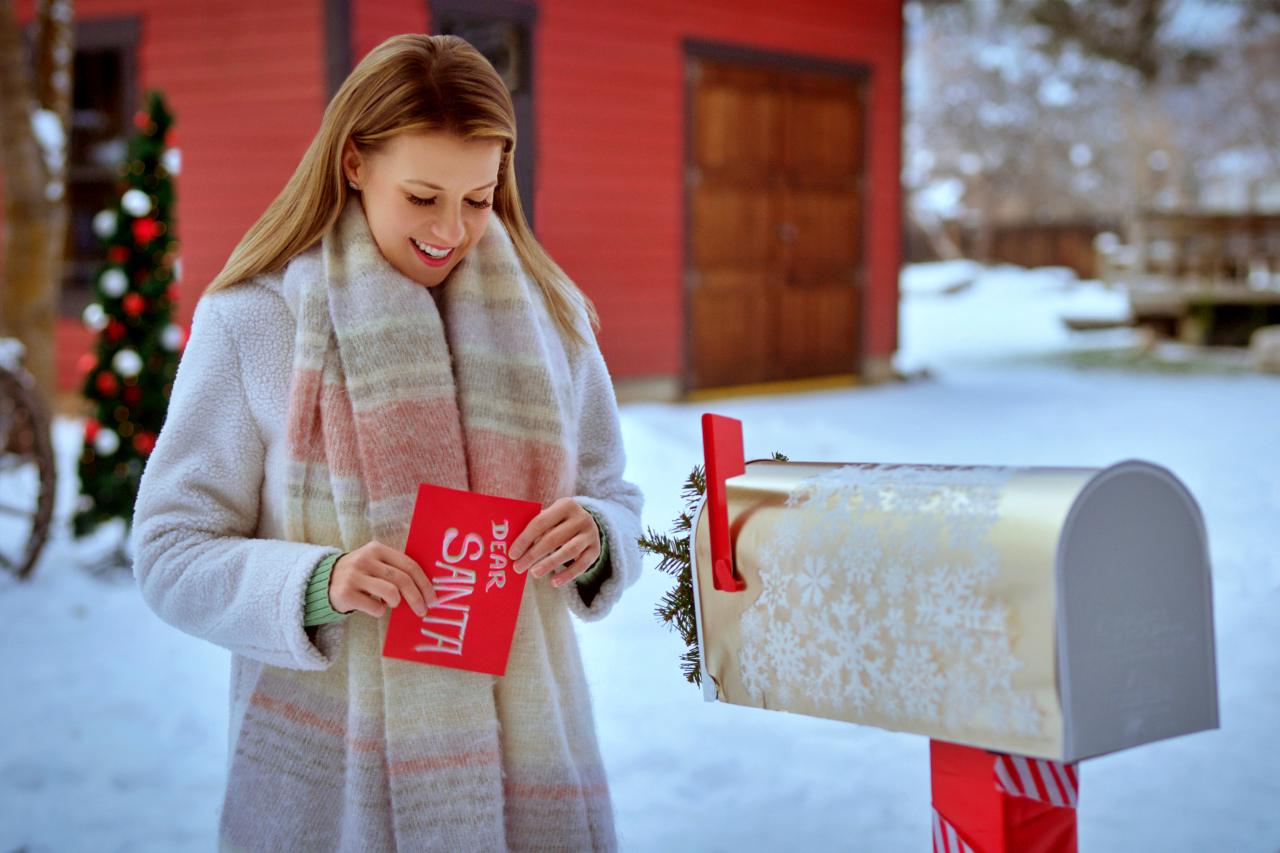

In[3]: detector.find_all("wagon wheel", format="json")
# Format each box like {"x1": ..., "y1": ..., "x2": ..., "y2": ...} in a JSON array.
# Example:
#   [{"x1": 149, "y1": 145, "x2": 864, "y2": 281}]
[{"x1": 0, "y1": 361, "x2": 57, "y2": 580}]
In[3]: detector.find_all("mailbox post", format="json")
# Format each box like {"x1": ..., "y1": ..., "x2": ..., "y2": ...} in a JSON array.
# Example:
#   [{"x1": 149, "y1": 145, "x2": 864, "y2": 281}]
[{"x1": 692, "y1": 414, "x2": 1219, "y2": 853}]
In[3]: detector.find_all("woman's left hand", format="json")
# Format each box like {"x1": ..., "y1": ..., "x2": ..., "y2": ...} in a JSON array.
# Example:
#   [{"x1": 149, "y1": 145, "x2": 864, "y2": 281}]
[{"x1": 509, "y1": 497, "x2": 600, "y2": 587}]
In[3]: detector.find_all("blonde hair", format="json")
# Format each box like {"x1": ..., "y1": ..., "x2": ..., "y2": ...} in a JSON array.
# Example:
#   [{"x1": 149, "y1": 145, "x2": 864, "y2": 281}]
[{"x1": 204, "y1": 33, "x2": 598, "y2": 347}]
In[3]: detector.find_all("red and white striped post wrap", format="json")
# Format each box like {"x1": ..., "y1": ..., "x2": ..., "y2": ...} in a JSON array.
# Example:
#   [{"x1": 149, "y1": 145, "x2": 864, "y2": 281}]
[
  {"x1": 930, "y1": 740, "x2": 1080, "y2": 853},
  {"x1": 933, "y1": 807, "x2": 977, "y2": 853},
  {"x1": 993, "y1": 754, "x2": 1079, "y2": 809}
]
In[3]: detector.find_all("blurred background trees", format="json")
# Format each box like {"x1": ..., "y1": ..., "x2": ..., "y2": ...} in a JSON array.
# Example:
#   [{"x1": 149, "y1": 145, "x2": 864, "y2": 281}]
[
  {"x1": 905, "y1": 0, "x2": 1280, "y2": 260},
  {"x1": 0, "y1": 0, "x2": 74, "y2": 402}
]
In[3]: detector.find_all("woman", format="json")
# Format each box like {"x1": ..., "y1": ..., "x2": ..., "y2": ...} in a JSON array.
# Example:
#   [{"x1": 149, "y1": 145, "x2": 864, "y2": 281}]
[{"x1": 130, "y1": 34, "x2": 643, "y2": 852}]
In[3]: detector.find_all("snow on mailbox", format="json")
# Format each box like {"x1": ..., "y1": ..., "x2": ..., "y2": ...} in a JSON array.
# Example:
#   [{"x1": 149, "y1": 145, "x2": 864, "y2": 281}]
[{"x1": 687, "y1": 414, "x2": 1219, "y2": 851}]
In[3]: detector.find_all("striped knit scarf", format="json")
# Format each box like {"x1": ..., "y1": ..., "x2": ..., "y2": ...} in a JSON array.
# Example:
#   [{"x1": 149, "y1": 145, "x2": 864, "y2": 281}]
[{"x1": 219, "y1": 195, "x2": 615, "y2": 851}]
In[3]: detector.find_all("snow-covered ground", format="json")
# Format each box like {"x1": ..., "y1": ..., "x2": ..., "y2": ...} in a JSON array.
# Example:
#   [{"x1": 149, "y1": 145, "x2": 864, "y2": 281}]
[{"x1": 3, "y1": 263, "x2": 1277, "y2": 851}]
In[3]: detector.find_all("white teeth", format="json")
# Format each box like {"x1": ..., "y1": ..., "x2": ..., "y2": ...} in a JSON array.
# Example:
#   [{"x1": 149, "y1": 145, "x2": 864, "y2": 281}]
[{"x1": 412, "y1": 238, "x2": 451, "y2": 259}]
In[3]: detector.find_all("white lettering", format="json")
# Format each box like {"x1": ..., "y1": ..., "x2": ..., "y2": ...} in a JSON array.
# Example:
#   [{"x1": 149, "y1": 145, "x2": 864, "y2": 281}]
[
  {"x1": 415, "y1": 628, "x2": 464, "y2": 656},
  {"x1": 442, "y1": 527, "x2": 484, "y2": 563},
  {"x1": 422, "y1": 612, "x2": 468, "y2": 633},
  {"x1": 431, "y1": 583, "x2": 473, "y2": 611},
  {"x1": 433, "y1": 560, "x2": 477, "y2": 585}
]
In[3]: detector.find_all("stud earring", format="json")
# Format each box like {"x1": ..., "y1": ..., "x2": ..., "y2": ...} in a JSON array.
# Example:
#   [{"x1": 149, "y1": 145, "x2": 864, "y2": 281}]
[{"x1": 348, "y1": 180, "x2": 358, "y2": 190}]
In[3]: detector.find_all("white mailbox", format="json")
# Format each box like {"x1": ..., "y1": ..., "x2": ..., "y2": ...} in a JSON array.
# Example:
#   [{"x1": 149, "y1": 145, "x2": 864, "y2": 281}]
[{"x1": 690, "y1": 423, "x2": 1219, "y2": 764}]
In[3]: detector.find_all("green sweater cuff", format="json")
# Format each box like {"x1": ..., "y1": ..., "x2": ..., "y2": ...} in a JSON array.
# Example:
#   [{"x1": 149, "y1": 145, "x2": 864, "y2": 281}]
[
  {"x1": 574, "y1": 509, "x2": 612, "y2": 606},
  {"x1": 303, "y1": 551, "x2": 352, "y2": 626}
]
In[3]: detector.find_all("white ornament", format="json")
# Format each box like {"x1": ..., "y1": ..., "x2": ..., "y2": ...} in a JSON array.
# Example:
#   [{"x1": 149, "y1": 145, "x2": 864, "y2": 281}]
[
  {"x1": 0, "y1": 338, "x2": 25, "y2": 372},
  {"x1": 161, "y1": 323, "x2": 185, "y2": 351},
  {"x1": 92, "y1": 209, "x2": 117, "y2": 240},
  {"x1": 112, "y1": 349, "x2": 142, "y2": 378},
  {"x1": 162, "y1": 147, "x2": 181, "y2": 175},
  {"x1": 82, "y1": 303, "x2": 108, "y2": 331},
  {"x1": 173, "y1": 257, "x2": 183, "y2": 282},
  {"x1": 121, "y1": 188, "x2": 152, "y2": 217},
  {"x1": 100, "y1": 268, "x2": 128, "y2": 298},
  {"x1": 94, "y1": 427, "x2": 120, "y2": 456}
]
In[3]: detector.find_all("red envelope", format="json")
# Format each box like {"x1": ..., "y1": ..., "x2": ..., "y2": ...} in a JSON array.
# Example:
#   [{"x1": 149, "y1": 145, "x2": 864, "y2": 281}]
[{"x1": 382, "y1": 483, "x2": 542, "y2": 676}]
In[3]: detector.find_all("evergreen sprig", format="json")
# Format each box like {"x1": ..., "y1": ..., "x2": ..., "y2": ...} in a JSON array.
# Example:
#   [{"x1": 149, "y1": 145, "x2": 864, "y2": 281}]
[{"x1": 641, "y1": 452, "x2": 789, "y2": 687}]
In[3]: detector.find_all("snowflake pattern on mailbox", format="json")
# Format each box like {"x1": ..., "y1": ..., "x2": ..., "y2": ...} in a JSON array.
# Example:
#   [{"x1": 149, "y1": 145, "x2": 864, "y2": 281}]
[{"x1": 733, "y1": 463, "x2": 1046, "y2": 740}]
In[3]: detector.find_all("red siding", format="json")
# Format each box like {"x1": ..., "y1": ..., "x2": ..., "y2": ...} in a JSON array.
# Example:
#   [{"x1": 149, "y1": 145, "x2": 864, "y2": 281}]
[
  {"x1": 352, "y1": 0, "x2": 428, "y2": 65},
  {"x1": 8, "y1": 0, "x2": 327, "y2": 394},
  {"x1": 532, "y1": 0, "x2": 903, "y2": 380},
  {"x1": 6, "y1": 0, "x2": 901, "y2": 393}
]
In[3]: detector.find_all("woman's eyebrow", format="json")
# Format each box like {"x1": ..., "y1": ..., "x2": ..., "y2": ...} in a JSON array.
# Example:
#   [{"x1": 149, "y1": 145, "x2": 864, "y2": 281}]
[{"x1": 405, "y1": 179, "x2": 498, "y2": 192}]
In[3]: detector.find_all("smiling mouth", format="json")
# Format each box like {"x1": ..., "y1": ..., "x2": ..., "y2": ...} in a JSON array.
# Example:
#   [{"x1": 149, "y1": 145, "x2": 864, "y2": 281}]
[{"x1": 410, "y1": 237, "x2": 455, "y2": 265}]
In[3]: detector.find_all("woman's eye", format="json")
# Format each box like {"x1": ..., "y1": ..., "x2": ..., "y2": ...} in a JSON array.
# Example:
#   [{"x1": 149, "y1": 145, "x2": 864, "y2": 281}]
[{"x1": 406, "y1": 195, "x2": 491, "y2": 210}]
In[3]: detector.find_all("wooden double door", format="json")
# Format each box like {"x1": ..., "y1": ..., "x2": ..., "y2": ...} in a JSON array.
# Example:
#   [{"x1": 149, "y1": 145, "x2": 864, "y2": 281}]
[{"x1": 686, "y1": 54, "x2": 866, "y2": 391}]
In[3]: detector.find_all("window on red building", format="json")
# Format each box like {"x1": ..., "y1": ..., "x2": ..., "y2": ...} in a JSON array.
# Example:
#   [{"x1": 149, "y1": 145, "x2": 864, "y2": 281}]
[
  {"x1": 64, "y1": 19, "x2": 140, "y2": 318},
  {"x1": 434, "y1": 0, "x2": 537, "y2": 230}
]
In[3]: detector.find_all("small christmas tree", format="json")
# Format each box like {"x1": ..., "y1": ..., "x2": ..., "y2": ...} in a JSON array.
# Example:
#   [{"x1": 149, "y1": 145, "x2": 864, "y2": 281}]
[{"x1": 74, "y1": 89, "x2": 185, "y2": 540}]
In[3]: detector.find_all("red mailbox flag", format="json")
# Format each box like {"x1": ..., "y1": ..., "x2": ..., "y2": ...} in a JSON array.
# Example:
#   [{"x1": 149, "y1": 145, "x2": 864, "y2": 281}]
[{"x1": 701, "y1": 413, "x2": 747, "y2": 592}]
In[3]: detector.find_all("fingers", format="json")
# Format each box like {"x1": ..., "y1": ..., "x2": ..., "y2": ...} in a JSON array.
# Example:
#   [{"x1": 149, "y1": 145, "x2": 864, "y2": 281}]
[
  {"x1": 329, "y1": 542, "x2": 435, "y2": 619},
  {"x1": 369, "y1": 563, "x2": 430, "y2": 617},
  {"x1": 516, "y1": 521, "x2": 578, "y2": 577},
  {"x1": 361, "y1": 575, "x2": 402, "y2": 611},
  {"x1": 529, "y1": 532, "x2": 595, "y2": 580},
  {"x1": 345, "y1": 588, "x2": 390, "y2": 619},
  {"x1": 373, "y1": 543, "x2": 437, "y2": 608},
  {"x1": 548, "y1": 542, "x2": 602, "y2": 588},
  {"x1": 512, "y1": 500, "x2": 595, "y2": 575},
  {"x1": 509, "y1": 497, "x2": 575, "y2": 563}
]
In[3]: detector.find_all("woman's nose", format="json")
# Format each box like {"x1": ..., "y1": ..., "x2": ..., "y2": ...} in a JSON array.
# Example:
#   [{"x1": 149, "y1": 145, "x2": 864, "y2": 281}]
[{"x1": 431, "y1": 205, "x2": 465, "y2": 245}]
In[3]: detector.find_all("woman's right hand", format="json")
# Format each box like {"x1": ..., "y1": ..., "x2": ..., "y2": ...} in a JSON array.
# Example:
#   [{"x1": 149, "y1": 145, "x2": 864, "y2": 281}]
[{"x1": 328, "y1": 541, "x2": 437, "y2": 619}]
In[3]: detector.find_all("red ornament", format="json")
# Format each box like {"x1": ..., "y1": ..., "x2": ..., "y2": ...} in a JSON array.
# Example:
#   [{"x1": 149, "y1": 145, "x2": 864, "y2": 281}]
[
  {"x1": 133, "y1": 266, "x2": 151, "y2": 284},
  {"x1": 106, "y1": 319, "x2": 127, "y2": 342},
  {"x1": 133, "y1": 431, "x2": 156, "y2": 456},
  {"x1": 77, "y1": 353, "x2": 97, "y2": 375},
  {"x1": 95, "y1": 371, "x2": 118, "y2": 397},
  {"x1": 132, "y1": 217, "x2": 161, "y2": 246},
  {"x1": 107, "y1": 246, "x2": 129, "y2": 264},
  {"x1": 123, "y1": 385, "x2": 143, "y2": 405},
  {"x1": 123, "y1": 293, "x2": 146, "y2": 317},
  {"x1": 84, "y1": 419, "x2": 100, "y2": 443}
]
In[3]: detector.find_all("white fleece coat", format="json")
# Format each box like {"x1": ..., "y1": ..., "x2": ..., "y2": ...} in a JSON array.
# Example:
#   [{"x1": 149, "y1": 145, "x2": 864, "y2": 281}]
[{"x1": 130, "y1": 265, "x2": 644, "y2": 850}]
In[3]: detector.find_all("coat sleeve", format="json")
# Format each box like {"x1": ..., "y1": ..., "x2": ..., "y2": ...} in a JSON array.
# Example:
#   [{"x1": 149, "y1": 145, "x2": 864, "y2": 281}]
[
  {"x1": 129, "y1": 292, "x2": 344, "y2": 670},
  {"x1": 561, "y1": 329, "x2": 645, "y2": 622}
]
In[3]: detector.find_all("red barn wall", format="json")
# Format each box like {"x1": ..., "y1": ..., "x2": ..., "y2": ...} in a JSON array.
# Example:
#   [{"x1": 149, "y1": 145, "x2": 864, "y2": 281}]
[
  {"x1": 6, "y1": 0, "x2": 901, "y2": 397},
  {"x1": 8, "y1": 0, "x2": 328, "y2": 399},
  {"x1": 530, "y1": 0, "x2": 902, "y2": 383},
  {"x1": 352, "y1": 0, "x2": 427, "y2": 65}
]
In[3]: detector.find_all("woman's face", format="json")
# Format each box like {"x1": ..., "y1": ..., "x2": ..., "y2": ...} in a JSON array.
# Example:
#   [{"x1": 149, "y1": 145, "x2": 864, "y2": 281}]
[{"x1": 342, "y1": 131, "x2": 502, "y2": 288}]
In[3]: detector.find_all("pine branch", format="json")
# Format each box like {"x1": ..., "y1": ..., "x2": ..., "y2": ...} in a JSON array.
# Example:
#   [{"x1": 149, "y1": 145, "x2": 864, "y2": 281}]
[{"x1": 640, "y1": 450, "x2": 788, "y2": 688}]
